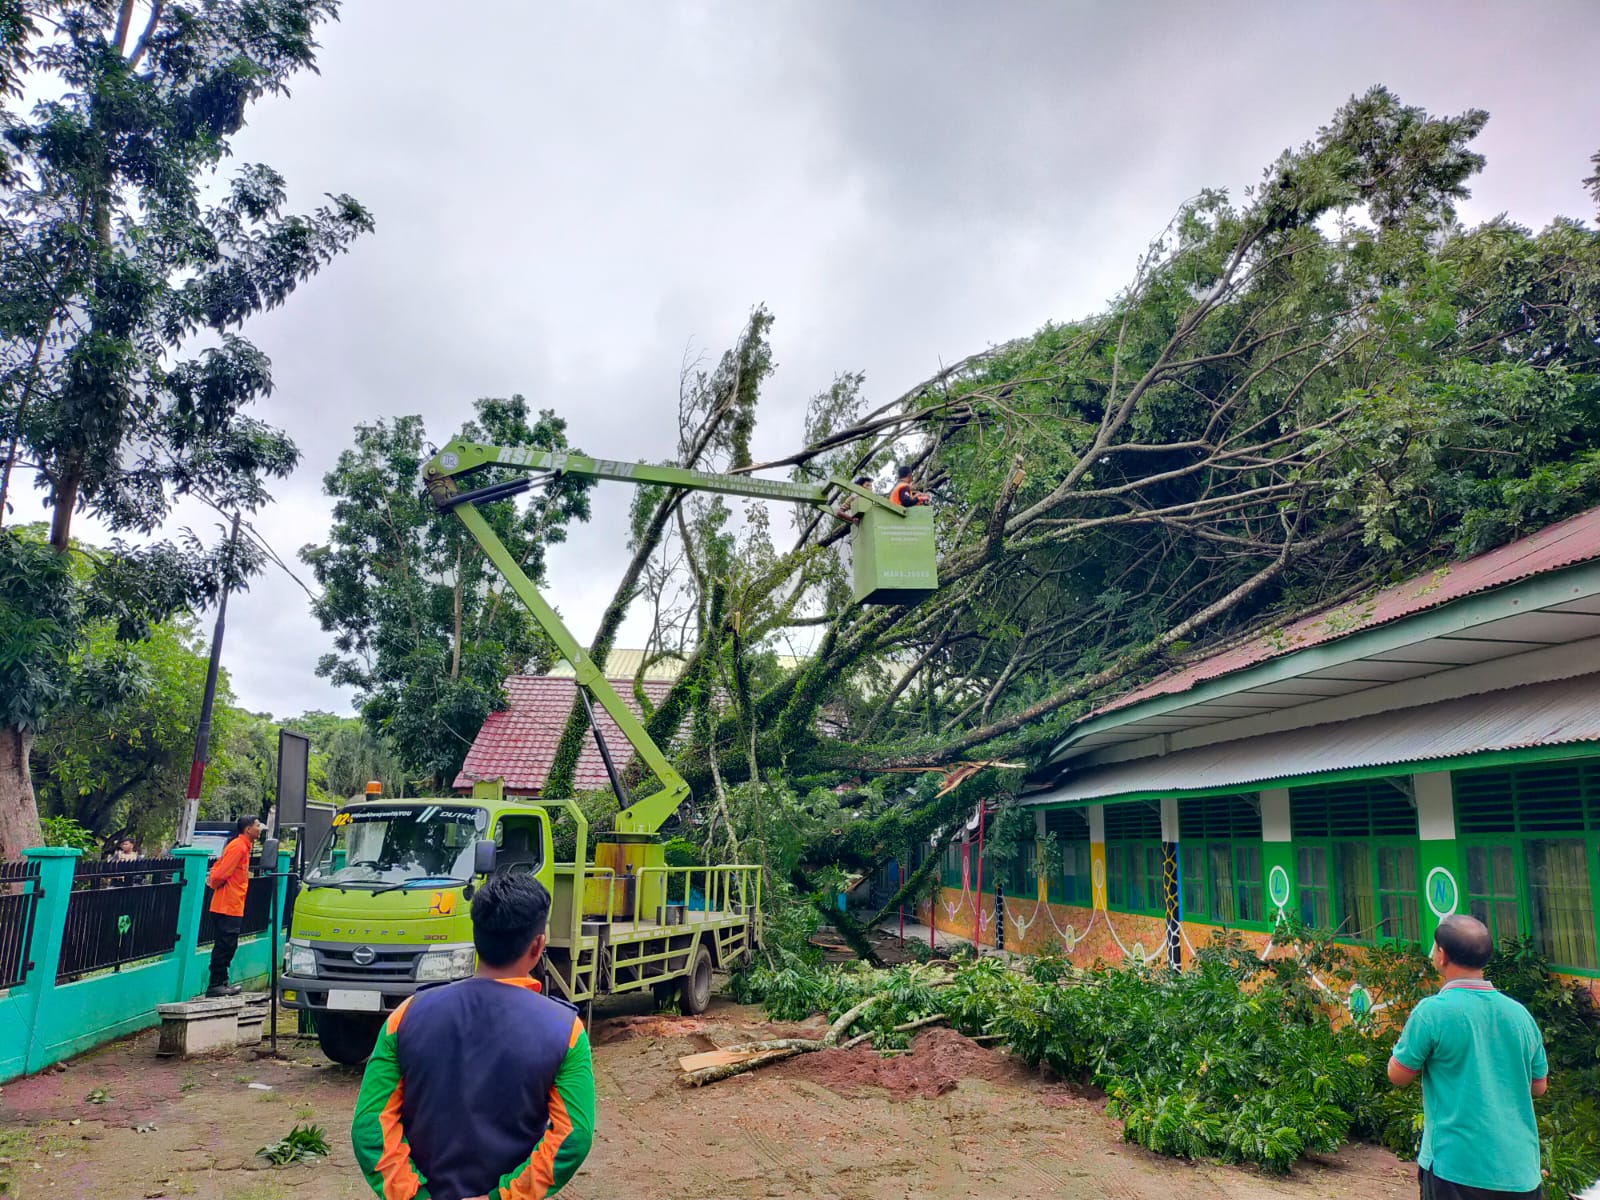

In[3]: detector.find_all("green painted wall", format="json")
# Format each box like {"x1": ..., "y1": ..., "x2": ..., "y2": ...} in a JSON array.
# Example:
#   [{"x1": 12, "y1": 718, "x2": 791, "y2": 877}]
[{"x1": 0, "y1": 847, "x2": 289, "y2": 1084}]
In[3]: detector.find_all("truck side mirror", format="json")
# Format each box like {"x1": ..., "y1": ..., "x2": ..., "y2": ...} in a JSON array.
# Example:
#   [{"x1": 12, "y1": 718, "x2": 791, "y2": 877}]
[
  {"x1": 473, "y1": 840, "x2": 497, "y2": 877},
  {"x1": 260, "y1": 838, "x2": 279, "y2": 871}
]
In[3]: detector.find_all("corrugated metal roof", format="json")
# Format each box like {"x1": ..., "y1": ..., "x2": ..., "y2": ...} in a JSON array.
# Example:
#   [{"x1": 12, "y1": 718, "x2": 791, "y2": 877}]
[
  {"x1": 546, "y1": 649, "x2": 808, "y2": 680},
  {"x1": 1029, "y1": 672, "x2": 1600, "y2": 805},
  {"x1": 546, "y1": 651, "x2": 686, "y2": 681},
  {"x1": 453, "y1": 675, "x2": 675, "y2": 795},
  {"x1": 1089, "y1": 505, "x2": 1600, "y2": 720}
]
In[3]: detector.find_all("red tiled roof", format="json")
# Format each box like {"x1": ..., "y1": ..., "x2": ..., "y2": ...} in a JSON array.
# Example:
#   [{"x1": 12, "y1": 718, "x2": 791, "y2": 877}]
[
  {"x1": 1091, "y1": 505, "x2": 1600, "y2": 720},
  {"x1": 453, "y1": 676, "x2": 675, "y2": 795}
]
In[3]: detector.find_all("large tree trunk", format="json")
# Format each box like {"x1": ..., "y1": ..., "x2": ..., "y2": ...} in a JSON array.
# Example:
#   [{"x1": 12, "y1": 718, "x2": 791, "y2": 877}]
[{"x1": 0, "y1": 728, "x2": 44, "y2": 859}]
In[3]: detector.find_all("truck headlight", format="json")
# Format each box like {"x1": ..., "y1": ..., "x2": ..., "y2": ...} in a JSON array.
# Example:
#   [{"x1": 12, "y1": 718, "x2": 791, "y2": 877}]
[
  {"x1": 286, "y1": 943, "x2": 316, "y2": 978},
  {"x1": 415, "y1": 946, "x2": 475, "y2": 982}
]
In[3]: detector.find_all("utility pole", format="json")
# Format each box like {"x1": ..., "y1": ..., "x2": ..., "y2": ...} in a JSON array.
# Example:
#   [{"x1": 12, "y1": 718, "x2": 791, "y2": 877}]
[{"x1": 176, "y1": 513, "x2": 240, "y2": 846}]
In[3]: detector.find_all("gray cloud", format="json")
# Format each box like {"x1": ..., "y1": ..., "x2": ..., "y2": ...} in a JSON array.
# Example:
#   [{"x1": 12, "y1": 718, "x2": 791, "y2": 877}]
[{"x1": 25, "y1": 0, "x2": 1599, "y2": 719}]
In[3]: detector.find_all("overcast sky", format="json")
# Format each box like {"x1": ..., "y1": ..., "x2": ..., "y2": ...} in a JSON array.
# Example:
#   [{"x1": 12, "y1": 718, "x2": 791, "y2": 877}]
[{"x1": 30, "y1": 0, "x2": 1600, "y2": 719}]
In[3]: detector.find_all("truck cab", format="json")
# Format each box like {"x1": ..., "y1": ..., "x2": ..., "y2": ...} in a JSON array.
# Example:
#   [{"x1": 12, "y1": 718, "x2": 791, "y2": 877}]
[{"x1": 280, "y1": 792, "x2": 553, "y2": 1064}]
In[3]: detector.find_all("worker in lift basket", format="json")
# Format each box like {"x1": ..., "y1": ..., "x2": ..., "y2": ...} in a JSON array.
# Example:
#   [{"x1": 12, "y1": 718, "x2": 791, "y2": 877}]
[
  {"x1": 352, "y1": 873, "x2": 596, "y2": 1200},
  {"x1": 835, "y1": 474, "x2": 874, "y2": 525},
  {"x1": 888, "y1": 463, "x2": 932, "y2": 507}
]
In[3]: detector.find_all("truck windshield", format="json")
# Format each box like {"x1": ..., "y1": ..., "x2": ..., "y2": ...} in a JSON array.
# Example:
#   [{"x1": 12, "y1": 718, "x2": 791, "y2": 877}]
[{"x1": 306, "y1": 805, "x2": 486, "y2": 888}]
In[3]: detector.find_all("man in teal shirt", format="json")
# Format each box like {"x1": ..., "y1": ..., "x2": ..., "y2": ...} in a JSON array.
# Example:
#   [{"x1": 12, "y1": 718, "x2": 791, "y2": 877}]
[{"x1": 1389, "y1": 914, "x2": 1548, "y2": 1199}]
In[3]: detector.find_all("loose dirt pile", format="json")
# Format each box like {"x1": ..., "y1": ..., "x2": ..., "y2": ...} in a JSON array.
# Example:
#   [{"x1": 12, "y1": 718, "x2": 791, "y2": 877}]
[{"x1": 776, "y1": 1026, "x2": 1031, "y2": 1099}]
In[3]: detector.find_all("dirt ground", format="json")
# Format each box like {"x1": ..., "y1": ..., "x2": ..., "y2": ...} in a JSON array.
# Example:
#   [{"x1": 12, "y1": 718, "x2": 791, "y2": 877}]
[{"x1": 0, "y1": 997, "x2": 1420, "y2": 1200}]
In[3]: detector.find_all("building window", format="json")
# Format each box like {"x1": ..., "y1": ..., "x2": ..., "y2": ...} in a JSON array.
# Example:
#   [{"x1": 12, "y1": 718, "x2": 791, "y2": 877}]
[
  {"x1": 1524, "y1": 839, "x2": 1597, "y2": 970},
  {"x1": 1297, "y1": 846, "x2": 1331, "y2": 928},
  {"x1": 1178, "y1": 795, "x2": 1264, "y2": 927},
  {"x1": 1058, "y1": 840, "x2": 1091, "y2": 906},
  {"x1": 1455, "y1": 763, "x2": 1600, "y2": 972},
  {"x1": 1207, "y1": 843, "x2": 1235, "y2": 923},
  {"x1": 1104, "y1": 802, "x2": 1163, "y2": 915},
  {"x1": 1234, "y1": 843, "x2": 1264, "y2": 924},
  {"x1": 1291, "y1": 781, "x2": 1420, "y2": 945},
  {"x1": 1043, "y1": 809, "x2": 1092, "y2": 907},
  {"x1": 1376, "y1": 846, "x2": 1419, "y2": 942},
  {"x1": 1466, "y1": 844, "x2": 1520, "y2": 943},
  {"x1": 1106, "y1": 842, "x2": 1162, "y2": 914}
]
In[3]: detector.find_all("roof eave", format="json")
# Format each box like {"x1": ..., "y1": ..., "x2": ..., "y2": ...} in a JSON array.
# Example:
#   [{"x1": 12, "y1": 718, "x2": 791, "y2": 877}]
[{"x1": 1047, "y1": 558, "x2": 1600, "y2": 766}]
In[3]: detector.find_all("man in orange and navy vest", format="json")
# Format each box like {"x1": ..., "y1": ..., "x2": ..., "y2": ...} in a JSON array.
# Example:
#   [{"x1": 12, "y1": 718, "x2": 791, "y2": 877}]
[
  {"x1": 205, "y1": 814, "x2": 262, "y2": 997},
  {"x1": 352, "y1": 873, "x2": 596, "y2": 1200},
  {"x1": 889, "y1": 463, "x2": 932, "y2": 507}
]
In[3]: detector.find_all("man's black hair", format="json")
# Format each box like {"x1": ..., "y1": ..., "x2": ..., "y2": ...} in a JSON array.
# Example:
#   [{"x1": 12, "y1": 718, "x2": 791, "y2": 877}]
[
  {"x1": 854, "y1": 474, "x2": 871, "y2": 486},
  {"x1": 897, "y1": 464, "x2": 913, "y2": 479},
  {"x1": 234, "y1": 815, "x2": 259, "y2": 835},
  {"x1": 471, "y1": 873, "x2": 552, "y2": 967},
  {"x1": 1433, "y1": 913, "x2": 1493, "y2": 969}
]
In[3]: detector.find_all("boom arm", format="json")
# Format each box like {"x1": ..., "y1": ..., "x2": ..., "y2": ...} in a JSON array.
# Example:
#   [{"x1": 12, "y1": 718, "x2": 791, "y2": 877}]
[{"x1": 422, "y1": 439, "x2": 901, "y2": 837}]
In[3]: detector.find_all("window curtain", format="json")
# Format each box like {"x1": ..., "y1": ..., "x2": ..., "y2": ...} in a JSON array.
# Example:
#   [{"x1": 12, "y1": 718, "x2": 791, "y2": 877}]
[
  {"x1": 1524, "y1": 839, "x2": 1598, "y2": 969},
  {"x1": 1336, "y1": 843, "x2": 1375, "y2": 939}
]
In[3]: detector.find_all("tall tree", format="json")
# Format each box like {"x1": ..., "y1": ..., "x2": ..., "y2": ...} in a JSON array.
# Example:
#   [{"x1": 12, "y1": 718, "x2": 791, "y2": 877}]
[
  {"x1": 32, "y1": 613, "x2": 233, "y2": 846},
  {"x1": 302, "y1": 397, "x2": 592, "y2": 790},
  {"x1": 608, "y1": 89, "x2": 1600, "y2": 892},
  {"x1": 0, "y1": 0, "x2": 370, "y2": 854}
]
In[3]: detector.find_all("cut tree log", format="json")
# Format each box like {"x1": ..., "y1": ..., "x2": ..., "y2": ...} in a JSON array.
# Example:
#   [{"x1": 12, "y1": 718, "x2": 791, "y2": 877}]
[{"x1": 678, "y1": 1010, "x2": 953, "y2": 1085}]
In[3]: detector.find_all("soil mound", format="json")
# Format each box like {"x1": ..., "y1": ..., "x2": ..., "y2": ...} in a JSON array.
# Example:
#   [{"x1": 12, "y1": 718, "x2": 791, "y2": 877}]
[
  {"x1": 592, "y1": 1014, "x2": 710, "y2": 1045},
  {"x1": 778, "y1": 1026, "x2": 1026, "y2": 1100}
]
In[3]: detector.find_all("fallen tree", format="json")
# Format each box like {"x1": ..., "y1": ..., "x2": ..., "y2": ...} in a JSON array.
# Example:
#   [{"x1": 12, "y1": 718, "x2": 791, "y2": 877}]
[
  {"x1": 529, "y1": 90, "x2": 1600, "y2": 924},
  {"x1": 710, "y1": 935, "x2": 1600, "y2": 1195}
]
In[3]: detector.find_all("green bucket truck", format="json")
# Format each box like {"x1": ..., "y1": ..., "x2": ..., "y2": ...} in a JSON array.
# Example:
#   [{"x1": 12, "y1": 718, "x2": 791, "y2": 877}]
[{"x1": 280, "y1": 441, "x2": 937, "y2": 1063}]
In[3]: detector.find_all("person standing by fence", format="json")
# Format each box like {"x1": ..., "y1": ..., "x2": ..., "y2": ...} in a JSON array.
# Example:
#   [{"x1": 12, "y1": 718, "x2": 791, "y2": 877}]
[{"x1": 205, "y1": 816, "x2": 262, "y2": 998}]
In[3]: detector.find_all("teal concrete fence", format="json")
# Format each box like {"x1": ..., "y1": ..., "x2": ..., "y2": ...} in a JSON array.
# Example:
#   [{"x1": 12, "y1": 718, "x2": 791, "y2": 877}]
[{"x1": 0, "y1": 846, "x2": 290, "y2": 1084}]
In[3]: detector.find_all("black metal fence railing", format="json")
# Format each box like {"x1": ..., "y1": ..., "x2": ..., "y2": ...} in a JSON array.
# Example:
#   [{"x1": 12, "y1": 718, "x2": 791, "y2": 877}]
[
  {"x1": 57, "y1": 859, "x2": 186, "y2": 982},
  {"x1": 197, "y1": 866, "x2": 297, "y2": 944},
  {"x1": 0, "y1": 860, "x2": 42, "y2": 990}
]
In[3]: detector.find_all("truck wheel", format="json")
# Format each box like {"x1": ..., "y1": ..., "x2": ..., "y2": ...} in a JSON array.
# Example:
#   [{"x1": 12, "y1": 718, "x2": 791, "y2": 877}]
[
  {"x1": 679, "y1": 942, "x2": 713, "y2": 1015},
  {"x1": 317, "y1": 1012, "x2": 383, "y2": 1066}
]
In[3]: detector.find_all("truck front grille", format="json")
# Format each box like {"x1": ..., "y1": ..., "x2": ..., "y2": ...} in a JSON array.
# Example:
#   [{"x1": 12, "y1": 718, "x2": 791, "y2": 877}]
[{"x1": 313, "y1": 945, "x2": 422, "y2": 981}]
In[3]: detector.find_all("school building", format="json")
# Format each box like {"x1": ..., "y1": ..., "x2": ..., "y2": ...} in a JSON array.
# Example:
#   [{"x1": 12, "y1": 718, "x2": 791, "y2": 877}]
[{"x1": 926, "y1": 507, "x2": 1600, "y2": 997}]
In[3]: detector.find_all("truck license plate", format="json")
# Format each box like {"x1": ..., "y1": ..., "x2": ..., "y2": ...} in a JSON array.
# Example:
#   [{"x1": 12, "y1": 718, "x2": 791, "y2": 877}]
[{"x1": 326, "y1": 989, "x2": 381, "y2": 1012}]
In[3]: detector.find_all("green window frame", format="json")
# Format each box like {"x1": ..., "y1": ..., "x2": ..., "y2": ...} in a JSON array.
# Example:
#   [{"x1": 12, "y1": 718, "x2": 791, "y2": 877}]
[
  {"x1": 1297, "y1": 845, "x2": 1331, "y2": 929},
  {"x1": 1001, "y1": 840, "x2": 1035, "y2": 896},
  {"x1": 1106, "y1": 841, "x2": 1164, "y2": 915},
  {"x1": 1042, "y1": 809, "x2": 1092, "y2": 906},
  {"x1": 939, "y1": 837, "x2": 965, "y2": 890},
  {"x1": 1454, "y1": 763, "x2": 1600, "y2": 974},
  {"x1": 1104, "y1": 801, "x2": 1164, "y2": 916},
  {"x1": 1178, "y1": 795, "x2": 1267, "y2": 928},
  {"x1": 1464, "y1": 842, "x2": 1521, "y2": 945},
  {"x1": 1290, "y1": 781, "x2": 1421, "y2": 946}
]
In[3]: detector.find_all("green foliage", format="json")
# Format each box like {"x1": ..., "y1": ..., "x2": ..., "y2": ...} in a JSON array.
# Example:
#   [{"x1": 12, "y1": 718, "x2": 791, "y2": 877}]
[
  {"x1": 33, "y1": 616, "x2": 232, "y2": 844},
  {"x1": 302, "y1": 398, "x2": 591, "y2": 790},
  {"x1": 735, "y1": 941, "x2": 1599, "y2": 1194},
  {"x1": 39, "y1": 815, "x2": 96, "y2": 854},
  {"x1": 549, "y1": 789, "x2": 619, "y2": 863},
  {"x1": 0, "y1": 526, "x2": 77, "y2": 735},
  {"x1": 1, "y1": 1, "x2": 370, "y2": 551},
  {"x1": 256, "y1": 1124, "x2": 330, "y2": 1167},
  {"x1": 633, "y1": 92, "x2": 1600, "y2": 882},
  {"x1": 0, "y1": 1, "x2": 367, "y2": 853},
  {"x1": 207, "y1": 709, "x2": 406, "y2": 820}
]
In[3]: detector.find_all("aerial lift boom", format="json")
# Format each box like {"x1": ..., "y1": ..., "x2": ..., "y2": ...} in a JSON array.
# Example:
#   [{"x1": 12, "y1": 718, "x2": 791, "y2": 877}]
[{"x1": 421, "y1": 440, "x2": 938, "y2": 837}]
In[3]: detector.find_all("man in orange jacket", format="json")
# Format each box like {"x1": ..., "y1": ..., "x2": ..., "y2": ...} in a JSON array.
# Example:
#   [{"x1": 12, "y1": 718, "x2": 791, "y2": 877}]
[
  {"x1": 205, "y1": 815, "x2": 262, "y2": 997},
  {"x1": 889, "y1": 464, "x2": 932, "y2": 507}
]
